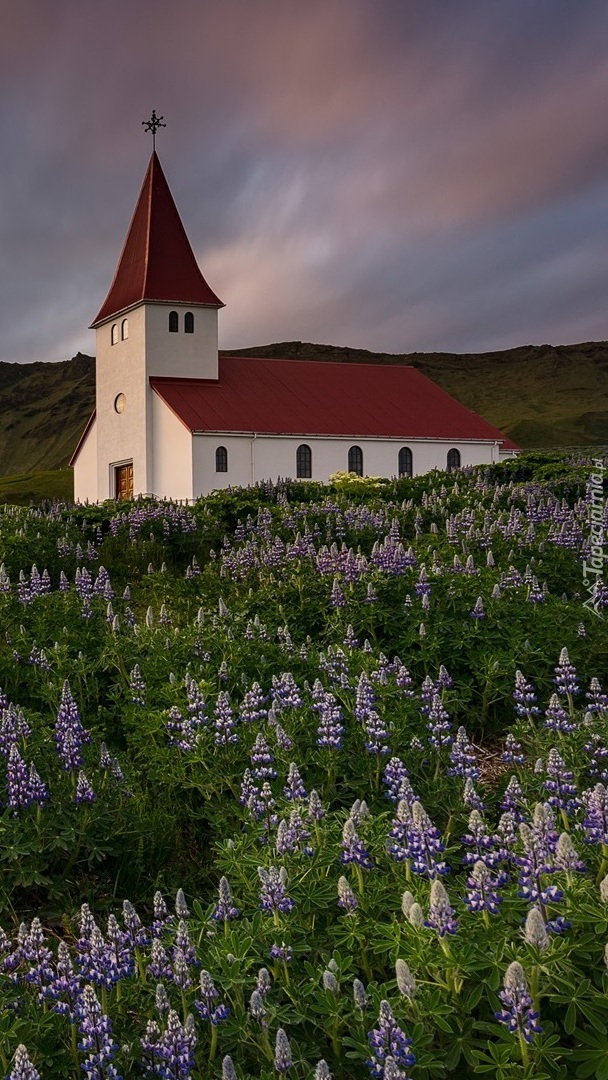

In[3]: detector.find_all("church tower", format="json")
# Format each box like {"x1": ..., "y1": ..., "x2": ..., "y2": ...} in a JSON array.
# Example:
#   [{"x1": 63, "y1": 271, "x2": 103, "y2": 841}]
[{"x1": 89, "y1": 150, "x2": 224, "y2": 500}]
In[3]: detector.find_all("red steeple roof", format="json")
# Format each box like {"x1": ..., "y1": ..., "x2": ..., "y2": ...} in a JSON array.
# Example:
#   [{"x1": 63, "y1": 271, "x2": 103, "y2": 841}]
[{"x1": 91, "y1": 152, "x2": 223, "y2": 326}]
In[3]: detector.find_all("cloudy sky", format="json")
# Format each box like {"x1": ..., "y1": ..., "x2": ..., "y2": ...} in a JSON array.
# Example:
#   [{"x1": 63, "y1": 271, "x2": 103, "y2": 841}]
[{"x1": 2, "y1": 0, "x2": 608, "y2": 365}]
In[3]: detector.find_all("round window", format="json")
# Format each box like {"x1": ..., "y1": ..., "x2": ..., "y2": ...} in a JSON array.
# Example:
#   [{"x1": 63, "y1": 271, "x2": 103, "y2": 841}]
[{"x1": 114, "y1": 393, "x2": 126, "y2": 414}]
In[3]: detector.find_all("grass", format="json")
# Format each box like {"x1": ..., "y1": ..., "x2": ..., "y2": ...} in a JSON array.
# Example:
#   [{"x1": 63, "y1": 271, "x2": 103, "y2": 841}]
[{"x1": 0, "y1": 469, "x2": 74, "y2": 505}]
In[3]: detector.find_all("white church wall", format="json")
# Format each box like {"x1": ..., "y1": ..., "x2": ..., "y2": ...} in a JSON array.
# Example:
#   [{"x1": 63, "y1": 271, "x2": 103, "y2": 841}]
[
  {"x1": 73, "y1": 418, "x2": 98, "y2": 503},
  {"x1": 191, "y1": 433, "x2": 500, "y2": 496},
  {"x1": 95, "y1": 306, "x2": 150, "y2": 498},
  {"x1": 151, "y1": 395, "x2": 194, "y2": 501},
  {"x1": 145, "y1": 304, "x2": 218, "y2": 380},
  {"x1": 193, "y1": 435, "x2": 252, "y2": 495}
]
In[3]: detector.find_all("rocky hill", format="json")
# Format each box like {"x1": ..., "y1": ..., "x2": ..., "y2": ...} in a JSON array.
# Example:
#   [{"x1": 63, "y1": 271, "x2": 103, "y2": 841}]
[{"x1": 1, "y1": 340, "x2": 607, "y2": 476}]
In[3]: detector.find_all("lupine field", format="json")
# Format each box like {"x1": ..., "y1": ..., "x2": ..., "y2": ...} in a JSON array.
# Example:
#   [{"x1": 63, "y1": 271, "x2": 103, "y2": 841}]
[{"x1": 1, "y1": 454, "x2": 608, "y2": 1079}]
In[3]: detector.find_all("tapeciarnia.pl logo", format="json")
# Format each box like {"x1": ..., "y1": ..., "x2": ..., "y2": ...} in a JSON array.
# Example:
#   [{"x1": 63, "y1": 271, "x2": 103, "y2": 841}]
[{"x1": 582, "y1": 458, "x2": 606, "y2": 618}]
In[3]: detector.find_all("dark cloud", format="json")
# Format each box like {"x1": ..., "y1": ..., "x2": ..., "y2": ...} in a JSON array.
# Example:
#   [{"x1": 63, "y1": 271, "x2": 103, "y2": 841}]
[{"x1": 1, "y1": 0, "x2": 608, "y2": 363}]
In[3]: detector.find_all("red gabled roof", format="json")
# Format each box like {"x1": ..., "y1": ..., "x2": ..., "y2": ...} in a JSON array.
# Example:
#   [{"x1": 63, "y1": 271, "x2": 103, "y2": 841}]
[
  {"x1": 150, "y1": 356, "x2": 518, "y2": 447},
  {"x1": 91, "y1": 152, "x2": 223, "y2": 327},
  {"x1": 69, "y1": 409, "x2": 96, "y2": 466}
]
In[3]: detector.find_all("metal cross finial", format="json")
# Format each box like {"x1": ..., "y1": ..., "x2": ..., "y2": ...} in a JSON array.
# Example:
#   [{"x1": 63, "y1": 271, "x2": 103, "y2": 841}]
[{"x1": 142, "y1": 110, "x2": 166, "y2": 151}]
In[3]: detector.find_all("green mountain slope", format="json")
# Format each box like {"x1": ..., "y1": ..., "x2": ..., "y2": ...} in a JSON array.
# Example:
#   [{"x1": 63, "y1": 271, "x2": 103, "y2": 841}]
[{"x1": 1, "y1": 340, "x2": 606, "y2": 477}]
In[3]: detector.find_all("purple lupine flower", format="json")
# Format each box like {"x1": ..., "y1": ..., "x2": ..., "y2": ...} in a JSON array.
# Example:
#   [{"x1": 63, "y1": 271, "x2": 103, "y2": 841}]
[
  {"x1": 271, "y1": 672, "x2": 303, "y2": 712},
  {"x1": 513, "y1": 671, "x2": 540, "y2": 723},
  {"x1": 354, "y1": 672, "x2": 376, "y2": 723},
  {"x1": 495, "y1": 811, "x2": 518, "y2": 862},
  {"x1": 502, "y1": 733, "x2": 526, "y2": 765},
  {"x1": 554, "y1": 832, "x2": 586, "y2": 873},
  {"x1": 171, "y1": 950, "x2": 194, "y2": 992},
  {"x1": 582, "y1": 783, "x2": 608, "y2": 845},
  {"x1": 250, "y1": 734, "x2": 277, "y2": 780},
  {"x1": 448, "y1": 727, "x2": 479, "y2": 778},
  {"x1": 274, "y1": 1028, "x2": 293, "y2": 1073},
  {"x1": 19, "y1": 917, "x2": 54, "y2": 988},
  {"x1": 151, "y1": 891, "x2": 172, "y2": 938},
  {"x1": 105, "y1": 914, "x2": 134, "y2": 984},
  {"x1": 172, "y1": 919, "x2": 196, "y2": 967},
  {"x1": 55, "y1": 680, "x2": 91, "y2": 770},
  {"x1": 516, "y1": 822, "x2": 563, "y2": 917},
  {"x1": 387, "y1": 798, "x2": 413, "y2": 864},
  {"x1": 6, "y1": 745, "x2": 35, "y2": 813},
  {"x1": 76, "y1": 984, "x2": 122, "y2": 1079},
  {"x1": 213, "y1": 691, "x2": 238, "y2": 745},
  {"x1": 367, "y1": 1000, "x2": 415, "y2": 1078},
  {"x1": 129, "y1": 665, "x2": 146, "y2": 706},
  {"x1": 542, "y1": 748, "x2": 579, "y2": 814},
  {"x1": 495, "y1": 961, "x2": 541, "y2": 1044},
  {"x1": 148, "y1": 940, "x2": 173, "y2": 982},
  {"x1": 470, "y1": 597, "x2": 485, "y2": 619},
  {"x1": 383, "y1": 758, "x2": 413, "y2": 803},
  {"x1": 277, "y1": 809, "x2": 313, "y2": 856},
  {"x1": 341, "y1": 818, "x2": 373, "y2": 869},
  {"x1": 313, "y1": 685, "x2": 344, "y2": 749},
  {"x1": 554, "y1": 647, "x2": 579, "y2": 697},
  {"x1": 239, "y1": 768, "x2": 259, "y2": 807},
  {"x1": 524, "y1": 907, "x2": 549, "y2": 951},
  {"x1": 584, "y1": 733, "x2": 608, "y2": 782},
  {"x1": 41, "y1": 940, "x2": 81, "y2": 1017},
  {"x1": 239, "y1": 681, "x2": 267, "y2": 724},
  {"x1": 222, "y1": 1056, "x2": 238, "y2": 1080},
  {"x1": 395, "y1": 958, "x2": 417, "y2": 1000},
  {"x1": 122, "y1": 900, "x2": 148, "y2": 949},
  {"x1": 256, "y1": 966, "x2": 272, "y2": 997},
  {"x1": 185, "y1": 674, "x2": 206, "y2": 726},
  {"x1": 270, "y1": 941, "x2": 292, "y2": 962},
  {"x1": 425, "y1": 879, "x2": 458, "y2": 937},
  {"x1": 406, "y1": 801, "x2": 448, "y2": 878},
  {"x1": 586, "y1": 678, "x2": 608, "y2": 716},
  {"x1": 500, "y1": 776, "x2": 527, "y2": 822},
  {"x1": 464, "y1": 860, "x2": 506, "y2": 915},
  {"x1": 7, "y1": 1045, "x2": 41, "y2": 1080},
  {"x1": 314, "y1": 1061, "x2": 333, "y2": 1080},
  {"x1": 463, "y1": 777, "x2": 486, "y2": 811},
  {"x1": 258, "y1": 866, "x2": 295, "y2": 915},
  {"x1": 213, "y1": 877, "x2": 240, "y2": 922},
  {"x1": 166, "y1": 707, "x2": 199, "y2": 752},
  {"x1": 308, "y1": 789, "x2": 325, "y2": 821},
  {"x1": 461, "y1": 809, "x2": 501, "y2": 868},
  {"x1": 284, "y1": 762, "x2": 307, "y2": 801},
  {"x1": 147, "y1": 1009, "x2": 196, "y2": 1080},
  {"x1": 194, "y1": 970, "x2": 230, "y2": 1025},
  {"x1": 0, "y1": 702, "x2": 31, "y2": 757},
  {"x1": 364, "y1": 707, "x2": 391, "y2": 756},
  {"x1": 75, "y1": 770, "x2": 96, "y2": 805},
  {"x1": 426, "y1": 694, "x2": 453, "y2": 749},
  {"x1": 330, "y1": 578, "x2": 346, "y2": 608},
  {"x1": 249, "y1": 987, "x2": 267, "y2": 1026},
  {"x1": 337, "y1": 875, "x2": 358, "y2": 912},
  {"x1": 544, "y1": 693, "x2": 576, "y2": 734}
]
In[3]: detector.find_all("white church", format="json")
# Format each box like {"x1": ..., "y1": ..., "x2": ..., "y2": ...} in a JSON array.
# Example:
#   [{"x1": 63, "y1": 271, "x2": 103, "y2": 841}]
[{"x1": 71, "y1": 150, "x2": 517, "y2": 503}]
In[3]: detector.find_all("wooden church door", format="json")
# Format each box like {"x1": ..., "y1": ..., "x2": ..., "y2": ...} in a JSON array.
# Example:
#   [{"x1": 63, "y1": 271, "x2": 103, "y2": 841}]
[{"x1": 115, "y1": 463, "x2": 133, "y2": 501}]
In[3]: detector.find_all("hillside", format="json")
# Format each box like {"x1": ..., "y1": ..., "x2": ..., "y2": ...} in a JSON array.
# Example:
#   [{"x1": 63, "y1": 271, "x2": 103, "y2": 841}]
[{"x1": 1, "y1": 340, "x2": 607, "y2": 476}]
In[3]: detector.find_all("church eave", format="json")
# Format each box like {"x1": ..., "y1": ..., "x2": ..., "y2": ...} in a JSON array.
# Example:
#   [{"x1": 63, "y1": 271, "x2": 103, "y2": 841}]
[{"x1": 90, "y1": 296, "x2": 225, "y2": 329}]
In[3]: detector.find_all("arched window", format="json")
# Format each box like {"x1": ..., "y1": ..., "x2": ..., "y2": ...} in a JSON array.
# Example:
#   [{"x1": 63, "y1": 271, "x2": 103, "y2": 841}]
[
  {"x1": 348, "y1": 445, "x2": 363, "y2": 476},
  {"x1": 121, "y1": 318, "x2": 129, "y2": 341},
  {"x1": 398, "y1": 446, "x2": 413, "y2": 477},
  {"x1": 447, "y1": 448, "x2": 461, "y2": 472},
  {"x1": 169, "y1": 310, "x2": 179, "y2": 333},
  {"x1": 184, "y1": 311, "x2": 194, "y2": 334},
  {"x1": 215, "y1": 446, "x2": 228, "y2": 473},
  {"x1": 111, "y1": 323, "x2": 118, "y2": 345},
  {"x1": 296, "y1": 444, "x2": 312, "y2": 478}
]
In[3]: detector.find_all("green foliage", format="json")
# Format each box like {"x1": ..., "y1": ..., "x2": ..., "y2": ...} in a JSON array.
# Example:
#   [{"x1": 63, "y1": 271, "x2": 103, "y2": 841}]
[{"x1": 0, "y1": 453, "x2": 606, "y2": 1076}]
